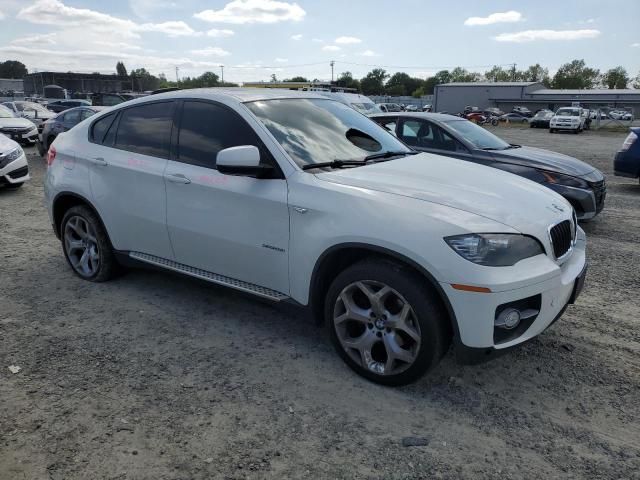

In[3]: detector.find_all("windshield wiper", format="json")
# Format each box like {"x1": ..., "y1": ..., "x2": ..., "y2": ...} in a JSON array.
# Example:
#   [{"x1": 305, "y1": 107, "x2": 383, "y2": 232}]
[
  {"x1": 363, "y1": 150, "x2": 418, "y2": 161},
  {"x1": 302, "y1": 159, "x2": 369, "y2": 171}
]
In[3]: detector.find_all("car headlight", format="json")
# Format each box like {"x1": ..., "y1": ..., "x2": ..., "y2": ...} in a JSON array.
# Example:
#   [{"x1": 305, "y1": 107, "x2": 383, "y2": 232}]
[
  {"x1": 445, "y1": 234, "x2": 544, "y2": 266},
  {"x1": 494, "y1": 164, "x2": 589, "y2": 189},
  {"x1": 0, "y1": 147, "x2": 23, "y2": 168}
]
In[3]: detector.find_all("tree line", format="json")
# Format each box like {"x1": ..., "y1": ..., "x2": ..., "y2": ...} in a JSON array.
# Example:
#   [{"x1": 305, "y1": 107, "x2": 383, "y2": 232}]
[{"x1": 2, "y1": 59, "x2": 639, "y2": 95}]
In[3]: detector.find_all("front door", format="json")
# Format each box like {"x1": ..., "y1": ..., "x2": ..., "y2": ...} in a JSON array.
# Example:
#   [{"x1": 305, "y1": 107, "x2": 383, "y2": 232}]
[{"x1": 164, "y1": 100, "x2": 290, "y2": 295}]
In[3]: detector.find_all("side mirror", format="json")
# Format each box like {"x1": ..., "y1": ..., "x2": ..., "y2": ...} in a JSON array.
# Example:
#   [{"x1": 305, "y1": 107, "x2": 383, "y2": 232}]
[{"x1": 216, "y1": 145, "x2": 273, "y2": 178}]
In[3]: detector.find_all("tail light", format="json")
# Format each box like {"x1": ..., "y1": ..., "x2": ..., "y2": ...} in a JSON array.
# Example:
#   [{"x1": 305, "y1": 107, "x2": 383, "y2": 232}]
[
  {"x1": 46, "y1": 146, "x2": 56, "y2": 166},
  {"x1": 621, "y1": 131, "x2": 637, "y2": 152}
]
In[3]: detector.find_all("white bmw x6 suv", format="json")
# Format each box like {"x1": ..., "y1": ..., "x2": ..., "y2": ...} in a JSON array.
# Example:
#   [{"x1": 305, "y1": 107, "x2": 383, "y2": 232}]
[{"x1": 44, "y1": 89, "x2": 587, "y2": 385}]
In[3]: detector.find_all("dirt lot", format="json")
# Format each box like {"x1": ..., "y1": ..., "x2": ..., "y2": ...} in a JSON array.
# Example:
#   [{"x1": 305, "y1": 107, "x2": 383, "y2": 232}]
[{"x1": 1, "y1": 128, "x2": 639, "y2": 480}]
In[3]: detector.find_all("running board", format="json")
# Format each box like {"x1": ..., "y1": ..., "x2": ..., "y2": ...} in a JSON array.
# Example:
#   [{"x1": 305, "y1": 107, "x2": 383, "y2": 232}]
[{"x1": 129, "y1": 252, "x2": 289, "y2": 302}]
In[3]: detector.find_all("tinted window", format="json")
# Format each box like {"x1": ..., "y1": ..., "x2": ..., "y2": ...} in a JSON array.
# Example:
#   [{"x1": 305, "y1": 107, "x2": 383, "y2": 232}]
[
  {"x1": 400, "y1": 120, "x2": 435, "y2": 148},
  {"x1": 115, "y1": 102, "x2": 174, "y2": 158},
  {"x1": 63, "y1": 109, "x2": 81, "y2": 124},
  {"x1": 80, "y1": 109, "x2": 95, "y2": 121},
  {"x1": 431, "y1": 125, "x2": 468, "y2": 153},
  {"x1": 177, "y1": 101, "x2": 266, "y2": 169},
  {"x1": 443, "y1": 119, "x2": 509, "y2": 150},
  {"x1": 91, "y1": 112, "x2": 116, "y2": 143}
]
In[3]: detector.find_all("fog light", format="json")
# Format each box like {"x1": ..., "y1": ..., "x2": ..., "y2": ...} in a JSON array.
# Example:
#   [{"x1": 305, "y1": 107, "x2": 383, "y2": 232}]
[{"x1": 495, "y1": 308, "x2": 521, "y2": 330}]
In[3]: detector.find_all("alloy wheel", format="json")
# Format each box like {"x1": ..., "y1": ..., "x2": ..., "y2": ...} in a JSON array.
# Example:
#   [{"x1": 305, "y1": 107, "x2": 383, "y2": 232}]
[
  {"x1": 333, "y1": 280, "x2": 422, "y2": 376},
  {"x1": 64, "y1": 215, "x2": 100, "y2": 277}
]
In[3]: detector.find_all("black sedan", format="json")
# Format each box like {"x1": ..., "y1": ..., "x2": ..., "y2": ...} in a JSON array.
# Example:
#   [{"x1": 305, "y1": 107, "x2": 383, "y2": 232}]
[
  {"x1": 371, "y1": 112, "x2": 606, "y2": 220},
  {"x1": 530, "y1": 110, "x2": 554, "y2": 128},
  {"x1": 46, "y1": 99, "x2": 92, "y2": 113},
  {"x1": 36, "y1": 106, "x2": 105, "y2": 156}
]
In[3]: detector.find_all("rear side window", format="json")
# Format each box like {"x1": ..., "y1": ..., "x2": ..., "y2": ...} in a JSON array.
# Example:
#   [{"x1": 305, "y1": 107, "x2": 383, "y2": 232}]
[
  {"x1": 91, "y1": 112, "x2": 116, "y2": 144},
  {"x1": 177, "y1": 101, "x2": 266, "y2": 169},
  {"x1": 63, "y1": 109, "x2": 81, "y2": 124},
  {"x1": 115, "y1": 102, "x2": 174, "y2": 158}
]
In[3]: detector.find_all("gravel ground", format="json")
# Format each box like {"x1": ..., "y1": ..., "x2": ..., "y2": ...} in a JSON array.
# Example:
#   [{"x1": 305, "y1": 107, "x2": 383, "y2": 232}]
[{"x1": 1, "y1": 128, "x2": 639, "y2": 480}]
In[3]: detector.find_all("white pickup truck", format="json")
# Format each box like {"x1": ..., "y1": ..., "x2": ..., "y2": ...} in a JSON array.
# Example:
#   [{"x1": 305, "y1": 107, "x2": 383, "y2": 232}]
[{"x1": 549, "y1": 107, "x2": 586, "y2": 134}]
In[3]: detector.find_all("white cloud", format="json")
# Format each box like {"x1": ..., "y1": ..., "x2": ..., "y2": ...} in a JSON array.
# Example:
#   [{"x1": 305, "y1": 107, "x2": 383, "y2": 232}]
[
  {"x1": 11, "y1": 33, "x2": 58, "y2": 45},
  {"x1": 17, "y1": 0, "x2": 201, "y2": 38},
  {"x1": 291, "y1": 34, "x2": 302, "y2": 40},
  {"x1": 494, "y1": 29, "x2": 601, "y2": 43},
  {"x1": 335, "y1": 36, "x2": 361, "y2": 45},
  {"x1": 359, "y1": 50, "x2": 380, "y2": 57},
  {"x1": 322, "y1": 45, "x2": 341, "y2": 52},
  {"x1": 194, "y1": 0, "x2": 305, "y2": 24},
  {"x1": 190, "y1": 47, "x2": 231, "y2": 57},
  {"x1": 94, "y1": 41, "x2": 143, "y2": 51},
  {"x1": 275, "y1": 57, "x2": 288, "y2": 62},
  {"x1": 129, "y1": 0, "x2": 179, "y2": 20},
  {"x1": 631, "y1": 43, "x2": 640, "y2": 48},
  {"x1": 311, "y1": 38, "x2": 323, "y2": 43},
  {"x1": 464, "y1": 11, "x2": 522, "y2": 26},
  {"x1": 206, "y1": 28, "x2": 234, "y2": 37}
]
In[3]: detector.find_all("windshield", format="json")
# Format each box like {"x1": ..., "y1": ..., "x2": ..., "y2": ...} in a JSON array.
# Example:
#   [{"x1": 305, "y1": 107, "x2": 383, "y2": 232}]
[
  {"x1": 556, "y1": 108, "x2": 580, "y2": 117},
  {"x1": 17, "y1": 102, "x2": 50, "y2": 113},
  {"x1": 351, "y1": 102, "x2": 382, "y2": 115},
  {"x1": 443, "y1": 119, "x2": 510, "y2": 150},
  {"x1": 246, "y1": 98, "x2": 411, "y2": 169},
  {"x1": 0, "y1": 105, "x2": 16, "y2": 118},
  {"x1": 534, "y1": 111, "x2": 553, "y2": 119}
]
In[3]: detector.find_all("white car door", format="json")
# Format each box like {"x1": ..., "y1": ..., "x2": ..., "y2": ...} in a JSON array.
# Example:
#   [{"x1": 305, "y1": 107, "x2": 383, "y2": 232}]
[
  {"x1": 86, "y1": 102, "x2": 175, "y2": 259},
  {"x1": 164, "y1": 100, "x2": 290, "y2": 295}
]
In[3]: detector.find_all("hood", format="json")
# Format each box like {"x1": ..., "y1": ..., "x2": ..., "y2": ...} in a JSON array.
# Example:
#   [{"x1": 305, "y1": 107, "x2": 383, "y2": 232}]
[
  {"x1": 0, "y1": 133, "x2": 20, "y2": 153},
  {"x1": 490, "y1": 146, "x2": 595, "y2": 177},
  {"x1": 0, "y1": 117, "x2": 37, "y2": 129},
  {"x1": 315, "y1": 153, "x2": 572, "y2": 234}
]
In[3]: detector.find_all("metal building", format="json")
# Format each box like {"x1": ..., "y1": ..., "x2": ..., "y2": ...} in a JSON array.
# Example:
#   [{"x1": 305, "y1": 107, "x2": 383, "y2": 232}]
[{"x1": 434, "y1": 82, "x2": 640, "y2": 117}]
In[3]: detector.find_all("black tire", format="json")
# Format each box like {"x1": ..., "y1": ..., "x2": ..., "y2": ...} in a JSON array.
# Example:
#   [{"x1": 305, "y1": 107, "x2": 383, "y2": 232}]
[
  {"x1": 60, "y1": 205, "x2": 119, "y2": 282},
  {"x1": 4, "y1": 182, "x2": 24, "y2": 189},
  {"x1": 325, "y1": 258, "x2": 450, "y2": 386},
  {"x1": 549, "y1": 129, "x2": 555, "y2": 133}
]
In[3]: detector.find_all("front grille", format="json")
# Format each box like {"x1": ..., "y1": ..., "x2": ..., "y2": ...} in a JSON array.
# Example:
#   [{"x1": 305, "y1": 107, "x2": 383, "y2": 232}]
[
  {"x1": 8, "y1": 166, "x2": 28, "y2": 179},
  {"x1": 0, "y1": 127, "x2": 32, "y2": 135},
  {"x1": 590, "y1": 179, "x2": 607, "y2": 213},
  {"x1": 549, "y1": 220, "x2": 573, "y2": 259}
]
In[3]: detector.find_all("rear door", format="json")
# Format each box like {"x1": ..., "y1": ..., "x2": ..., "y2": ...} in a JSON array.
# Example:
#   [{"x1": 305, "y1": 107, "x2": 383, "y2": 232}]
[
  {"x1": 87, "y1": 101, "x2": 175, "y2": 258},
  {"x1": 164, "y1": 100, "x2": 290, "y2": 294}
]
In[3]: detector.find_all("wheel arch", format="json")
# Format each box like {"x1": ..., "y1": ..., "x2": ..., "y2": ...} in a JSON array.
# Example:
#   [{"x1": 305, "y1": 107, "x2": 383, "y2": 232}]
[
  {"x1": 309, "y1": 242, "x2": 459, "y2": 339},
  {"x1": 52, "y1": 191, "x2": 109, "y2": 241}
]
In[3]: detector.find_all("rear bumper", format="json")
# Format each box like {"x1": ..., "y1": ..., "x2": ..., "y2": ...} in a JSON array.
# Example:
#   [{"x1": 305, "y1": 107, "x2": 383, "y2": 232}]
[{"x1": 614, "y1": 150, "x2": 639, "y2": 178}]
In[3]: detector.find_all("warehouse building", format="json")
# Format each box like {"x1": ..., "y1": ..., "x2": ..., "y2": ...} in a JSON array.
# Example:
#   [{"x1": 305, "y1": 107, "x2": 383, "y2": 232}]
[
  {"x1": 23, "y1": 72, "x2": 130, "y2": 96},
  {"x1": 434, "y1": 82, "x2": 640, "y2": 117}
]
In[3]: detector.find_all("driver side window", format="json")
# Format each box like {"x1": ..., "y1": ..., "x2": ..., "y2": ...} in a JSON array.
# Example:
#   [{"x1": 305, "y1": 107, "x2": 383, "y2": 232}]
[
  {"x1": 400, "y1": 120, "x2": 435, "y2": 148},
  {"x1": 431, "y1": 125, "x2": 469, "y2": 153}
]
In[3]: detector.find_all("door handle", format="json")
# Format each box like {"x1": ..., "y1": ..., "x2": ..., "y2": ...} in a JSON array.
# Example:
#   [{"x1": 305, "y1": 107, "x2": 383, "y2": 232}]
[
  {"x1": 165, "y1": 173, "x2": 191, "y2": 184},
  {"x1": 88, "y1": 157, "x2": 107, "y2": 166}
]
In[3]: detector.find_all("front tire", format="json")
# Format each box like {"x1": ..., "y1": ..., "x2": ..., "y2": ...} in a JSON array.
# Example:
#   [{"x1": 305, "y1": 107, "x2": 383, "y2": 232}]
[
  {"x1": 61, "y1": 205, "x2": 118, "y2": 282},
  {"x1": 325, "y1": 259, "x2": 449, "y2": 386},
  {"x1": 4, "y1": 182, "x2": 24, "y2": 189}
]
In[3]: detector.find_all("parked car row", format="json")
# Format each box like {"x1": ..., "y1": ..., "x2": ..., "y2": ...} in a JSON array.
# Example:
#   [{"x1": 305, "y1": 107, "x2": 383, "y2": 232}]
[
  {"x1": 43, "y1": 88, "x2": 591, "y2": 385},
  {"x1": 377, "y1": 103, "x2": 431, "y2": 113}
]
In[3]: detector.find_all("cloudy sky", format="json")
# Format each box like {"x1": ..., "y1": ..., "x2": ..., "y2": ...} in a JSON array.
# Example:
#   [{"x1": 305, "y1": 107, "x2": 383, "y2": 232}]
[{"x1": 1, "y1": 0, "x2": 639, "y2": 83}]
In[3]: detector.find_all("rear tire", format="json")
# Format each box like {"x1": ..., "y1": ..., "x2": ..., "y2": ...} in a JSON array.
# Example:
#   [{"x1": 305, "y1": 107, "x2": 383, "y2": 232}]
[
  {"x1": 325, "y1": 258, "x2": 450, "y2": 386},
  {"x1": 61, "y1": 205, "x2": 119, "y2": 282},
  {"x1": 5, "y1": 182, "x2": 24, "y2": 189}
]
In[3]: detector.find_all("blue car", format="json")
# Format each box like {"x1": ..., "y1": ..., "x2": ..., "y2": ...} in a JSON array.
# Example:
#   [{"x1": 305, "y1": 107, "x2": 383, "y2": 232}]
[{"x1": 614, "y1": 128, "x2": 640, "y2": 181}]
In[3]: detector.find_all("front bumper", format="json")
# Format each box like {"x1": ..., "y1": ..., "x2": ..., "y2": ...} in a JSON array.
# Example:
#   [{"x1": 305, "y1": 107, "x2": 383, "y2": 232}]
[
  {"x1": 0, "y1": 151, "x2": 30, "y2": 185},
  {"x1": 551, "y1": 123, "x2": 580, "y2": 130},
  {"x1": 443, "y1": 227, "x2": 587, "y2": 353},
  {"x1": 0, "y1": 128, "x2": 38, "y2": 144},
  {"x1": 547, "y1": 182, "x2": 605, "y2": 221},
  {"x1": 614, "y1": 150, "x2": 639, "y2": 178}
]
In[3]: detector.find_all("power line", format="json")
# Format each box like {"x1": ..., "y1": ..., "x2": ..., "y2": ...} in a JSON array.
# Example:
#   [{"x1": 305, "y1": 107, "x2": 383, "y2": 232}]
[{"x1": 334, "y1": 60, "x2": 517, "y2": 71}]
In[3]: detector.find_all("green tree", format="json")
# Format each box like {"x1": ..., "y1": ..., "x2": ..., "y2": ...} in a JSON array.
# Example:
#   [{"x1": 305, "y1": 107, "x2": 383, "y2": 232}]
[
  {"x1": 412, "y1": 86, "x2": 425, "y2": 98},
  {"x1": 384, "y1": 72, "x2": 423, "y2": 97},
  {"x1": 634, "y1": 72, "x2": 640, "y2": 89},
  {"x1": 0, "y1": 60, "x2": 28, "y2": 78},
  {"x1": 283, "y1": 76, "x2": 309, "y2": 82},
  {"x1": 603, "y1": 66, "x2": 629, "y2": 89},
  {"x1": 130, "y1": 68, "x2": 160, "y2": 91},
  {"x1": 360, "y1": 68, "x2": 389, "y2": 95},
  {"x1": 335, "y1": 71, "x2": 361, "y2": 91},
  {"x1": 552, "y1": 59, "x2": 600, "y2": 89},
  {"x1": 270, "y1": 73, "x2": 278, "y2": 82},
  {"x1": 449, "y1": 67, "x2": 481, "y2": 83},
  {"x1": 116, "y1": 61, "x2": 128, "y2": 77},
  {"x1": 520, "y1": 63, "x2": 550, "y2": 85},
  {"x1": 423, "y1": 70, "x2": 452, "y2": 94},
  {"x1": 484, "y1": 65, "x2": 511, "y2": 82}
]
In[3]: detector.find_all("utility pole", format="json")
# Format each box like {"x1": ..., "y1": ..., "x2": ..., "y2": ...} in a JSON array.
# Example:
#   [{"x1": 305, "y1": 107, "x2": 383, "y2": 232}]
[
  {"x1": 175, "y1": 66, "x2": 180, "y2": 85},
  {"x1": 330, "y1": 60, "x2": 335, "y2": 83},
  {"x1": 220, "y1": 65, "x2": 224, "y2": 84},
  {"x1": 511, "y1": 63, "x2": 517, "y2": 81}
]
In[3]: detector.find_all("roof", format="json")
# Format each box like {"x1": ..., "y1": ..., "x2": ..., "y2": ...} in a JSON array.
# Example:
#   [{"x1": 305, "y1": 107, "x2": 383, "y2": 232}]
[
  {"x1": 146, "y1": 87, "x2": 330, "y2": 104},
  {"x1": 370, "y1": 112, "x2": 461, "y2": 122},
  {"x1": 530, "y1": 89, "x2": 640, "y2": 96},
  {"x1": 438, "y1": 82, "x2": 539, "y2": 87}
]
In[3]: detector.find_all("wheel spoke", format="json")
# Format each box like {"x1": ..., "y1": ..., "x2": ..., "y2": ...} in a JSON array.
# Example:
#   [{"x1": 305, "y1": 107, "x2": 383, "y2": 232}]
[
  {"x1": 335, "y1": 291, "x2": 371, "y2": 325},
  {"x1": 79, "y1": 249, "x2": 90, "y2": 275},
  {"x1": 387, "y1": 303, "x2": 421, "y2": 343},
  {"x1": 342, "y1": 330, "x2": 377, "y2": 368},
  {"x1": 66, "y1": 239, "x2": 84, "y2": 252},
  {"x1": 383, "y1": 333, "x2": 416, "y2": 370}
]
